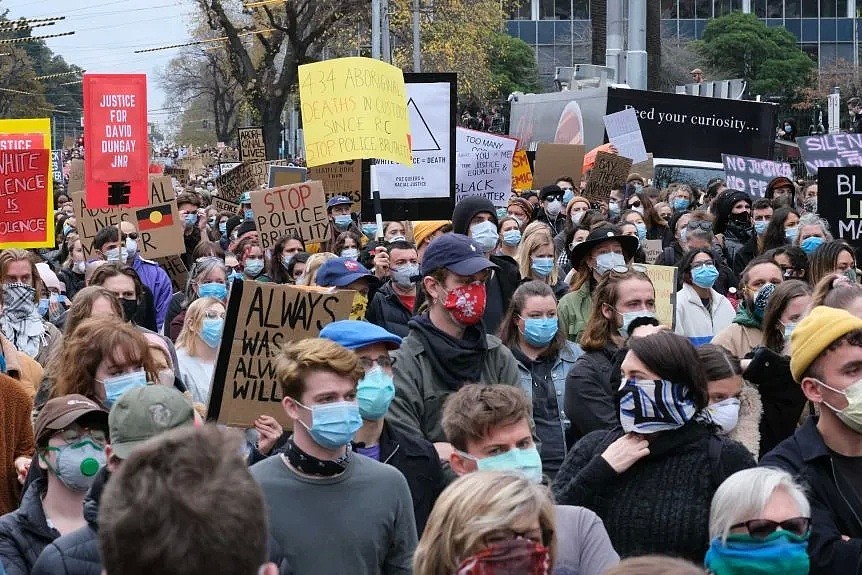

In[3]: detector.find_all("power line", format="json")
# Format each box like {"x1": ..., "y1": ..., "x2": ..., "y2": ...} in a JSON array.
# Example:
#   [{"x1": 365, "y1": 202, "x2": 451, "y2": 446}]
[
  {"x1": 133, "y1": 27, "x2": 277, "y2": 54},
  {"x1": 0, "y1": 31, "x2": 75, "y2": 44}
]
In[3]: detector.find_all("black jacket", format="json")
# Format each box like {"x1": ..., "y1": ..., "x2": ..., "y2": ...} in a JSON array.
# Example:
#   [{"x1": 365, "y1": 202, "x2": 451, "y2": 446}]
[
  {"x1": 31, "y1": 469, "x2": 106, "y2": 575},
  {"x1": 367, "y1": 282, "x2": 414, "y2": 338},
  {"x1": 485, "y1": 254, "x2": 519, "y2": 335},
  {"x1": 565, "y1": 344, "x2": 625, "y2": 441},
  {"x1": 732, "y1": 235, "x2": 759, "y2": 276},
  {"x1": 760, "y1": 418, "x2": 862, "y2": 575},
  {"x1": 0, "y1": 477, "x2": 60, "y2": 575},
  {"x1": 57, "y1": 268, "x2": 85, "y2": 302}
]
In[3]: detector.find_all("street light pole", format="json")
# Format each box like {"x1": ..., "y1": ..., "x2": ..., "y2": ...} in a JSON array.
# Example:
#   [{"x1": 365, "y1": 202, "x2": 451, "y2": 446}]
[
  {"x1": 372, "y1": 0, "x2": 381, "y2": 60},
  {"x1": 412, "y1": 0, "x2": 421, "y2": 72}
]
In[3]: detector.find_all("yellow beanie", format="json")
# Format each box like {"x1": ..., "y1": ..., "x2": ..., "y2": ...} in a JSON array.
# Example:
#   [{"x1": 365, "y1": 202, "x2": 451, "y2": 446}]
[
  {"x1": 790, "y1": 306, "x2": 862, "y2": 382},
  {"x1": 412, "y1": 220, "x2": 450, "y2": 248}
]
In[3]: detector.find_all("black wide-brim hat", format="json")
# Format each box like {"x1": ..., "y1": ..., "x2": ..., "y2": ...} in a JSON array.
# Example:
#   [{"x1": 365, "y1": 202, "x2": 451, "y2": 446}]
[{"x1": 570, "y1": 225, "x2": 639, "y2": 270}]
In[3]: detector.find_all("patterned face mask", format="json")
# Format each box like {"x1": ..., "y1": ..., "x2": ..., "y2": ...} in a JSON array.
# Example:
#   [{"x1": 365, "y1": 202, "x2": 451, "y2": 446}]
[
  {"x1": 618, "y1": 378, "x2": 698, "y2": 434},
  {"x1": 440, "y1": 282, "x2": 486, "y2": 326},
  {"x1": 456, "y1": 538, "x2": 550, "y2": 575}
]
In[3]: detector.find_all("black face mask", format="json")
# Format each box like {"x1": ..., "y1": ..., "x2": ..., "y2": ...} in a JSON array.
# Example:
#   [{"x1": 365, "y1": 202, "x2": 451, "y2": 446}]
[
  {"x1": 728, "y1": 211, "x2": 751, "y2": 226},
  {"x1": 120, "y1": 298, "x2": 139, "y2": 323},
  {"x1": 284, "y1": 439, "x2": 349, "y2": 477}
]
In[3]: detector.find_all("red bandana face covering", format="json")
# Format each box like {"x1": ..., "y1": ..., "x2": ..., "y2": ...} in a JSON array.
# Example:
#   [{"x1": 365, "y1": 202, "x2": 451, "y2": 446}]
[
  {"x1": 455, "y1": 538, "x2": 550, "y2": 575},
  {"x1": 441, "y1": 282, "x2": 486, "y2": 326}
]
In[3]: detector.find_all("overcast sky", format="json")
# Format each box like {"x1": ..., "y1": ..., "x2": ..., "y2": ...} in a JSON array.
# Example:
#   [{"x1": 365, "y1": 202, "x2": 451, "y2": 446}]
[{"x1": 8, "y1": 0, "x2": 195, "y2": 131}]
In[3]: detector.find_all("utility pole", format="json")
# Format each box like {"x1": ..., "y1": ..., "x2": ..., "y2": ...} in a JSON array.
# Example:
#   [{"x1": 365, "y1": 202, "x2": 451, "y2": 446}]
[
  {"x1": 381, "y1": 0, "x2": 391, "y2": 63},
  {"x1": 626, "y1": 0, "x2": 647, "y2": 89},
  {"x1": 412, "y1": 0, "x2": 421, "y2": 72},
  {"x1": 606, "y1": 0, "x2": 625, "y2": 83},
  {"x1": 372, "y1": 0, "x2": 381, "y2": 60}
]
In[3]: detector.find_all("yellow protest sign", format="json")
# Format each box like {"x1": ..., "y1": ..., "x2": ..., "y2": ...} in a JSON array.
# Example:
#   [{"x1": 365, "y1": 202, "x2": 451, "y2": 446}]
[
  {"x1": 512, "y1": 149, "x2": 533, "y2": 190},
  {"x1": 298, "y1": 57, "x2": 411, "y2": 167},
  {"x1": 642, "y1": 264, "x2": 678, "y2": 330}
]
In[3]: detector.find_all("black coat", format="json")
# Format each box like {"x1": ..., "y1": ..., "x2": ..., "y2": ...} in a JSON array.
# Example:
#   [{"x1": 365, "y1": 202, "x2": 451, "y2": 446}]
[
  {"x1": 485, "y1": 254, "x2": 520, "y2": 335},
  {"x1": 57, "y1": 268, "x2": 85, "y2": 302},
  {"x1": 367, "y1": 282, "x2": 414, "y2": 338},
  {"x1": 0, "y1": 477, "x2": 59, "y2": 575},
  {"x1": 760, "y1": 418, "x2": 862, "y2": 575},
  {"x1": 732, "y1": 235, "x2": 759, "y2": 276},
  {"x1": 565, "y1": 345, "x2": 625, "y2": 441}
]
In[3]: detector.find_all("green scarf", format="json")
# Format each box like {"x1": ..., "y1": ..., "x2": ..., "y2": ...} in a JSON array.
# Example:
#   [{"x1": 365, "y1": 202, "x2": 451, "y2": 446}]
[{"x1": 732, "y1": 304, "x2": 761, "y2": 329}]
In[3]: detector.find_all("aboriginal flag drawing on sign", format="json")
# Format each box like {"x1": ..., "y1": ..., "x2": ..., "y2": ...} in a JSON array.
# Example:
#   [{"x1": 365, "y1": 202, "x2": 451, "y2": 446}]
[{"x1": 136, "y1": 205, "x2": 173, "y2": 231}]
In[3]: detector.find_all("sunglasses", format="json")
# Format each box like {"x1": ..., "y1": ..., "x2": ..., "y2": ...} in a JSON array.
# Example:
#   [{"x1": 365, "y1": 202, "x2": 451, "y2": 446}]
[
  {"x1": 686, "y1": 221, "x2": 712, "y2": 231},
  {"x1": 120, "y1": 232, "x2": 139, "y2": 241},
  {"x1": 730, "y1": 517, "x2": 810, "y2": 539},
  {"x1": 545, "y1": 195, "x2": 562, "y2": 202},
  {"x1": 628, "y1": 200, "x2": 642, "y2": 208}
]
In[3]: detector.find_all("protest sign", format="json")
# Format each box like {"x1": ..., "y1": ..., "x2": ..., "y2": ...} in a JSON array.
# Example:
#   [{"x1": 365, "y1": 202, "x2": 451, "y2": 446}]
[
  {"x1": 307, "y1": 160, "x2": 362, "y2": 212},
  {"x1": 176, "y1": 156, "x2": 204, "y2": 176},
  {"x1": 511, "y1": 149, "x2": 533, "y2": 190},
  {"x1": 642, "y1": 239, "x2": 663, "y2": 264},
  {"x1": 268, "y1": 165, "x2": 307, "y2": 188},
  {"x1": 0, "y1": 149, "x2": 53, "y2": 249},
  {"x1": 250, "y1": 180, "x2": 329, "y2": 250},
  {"x1": 533, "y1": 143, "x2": 585, "y2": 188},
  {"x1": 212, "y1": 197, "x2": 239, "y2": 215},
  {"x1": 722, "y1": 154, "x2": 792, "y2": 198},
  {"x1": 0, "y1": 118, "x2": 50, "y2": 150},
  {"x1": 630, "y1": 153, "x2": 654, "y2": 182},
  {"x1": 605, "y1": 88, "x2": 777, "y2": 163},
  {"x1": 83, "y1": 73, "x2": 148, "y2": 208},
  {"x1": 207, "y1": 281, "x2": 354, "y2": 427},
  {"x1": 584, "y1": 151, "x2": 632, "y2": 202},
  {"x1": 797, "y1": 134, "x2": 862, "y2": 175},
  {"x1": 155, "y1": 255, "x2": 188, "y2": 293},
  {"x1": 299, "y1": 57, "x2": 411, "y2": 167},
  {"x1": 603, "y1": 108, "x2": 648, "y2": 163},
  {"x1": 642, "y1": 264, "x2": 678, "y2": 330},
  {"x1": 51, "y1": 150, "x2": 64, "y2": 187},
  {"x1": 163, "y1": 166, "x2": 189, "y2": 186},
  {"x1": 214, "y1": 159, "x2": 289, "y2": 204},
  {"x1": 455, "y1": 128, "x2": 517, "y2": 207},
  {"x1": 365, "y1": 73, "x2": 457, "y2": 221},
  {"x1": 238, "y1": 127, "x2": 266, "y2": 163},
  {"x1": 817, "y1": 166, "x2": 862, "y2": 248},
  {"x1": 67, "y1": 159, "x2": 84, "y2": 193}
]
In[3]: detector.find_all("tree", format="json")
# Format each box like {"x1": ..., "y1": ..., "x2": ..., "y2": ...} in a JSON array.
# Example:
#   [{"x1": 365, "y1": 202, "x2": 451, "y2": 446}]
[
  {"x1": 488, "y1": 32, "x2": 539, "y2": 101},
  {"x1": 695, "y1": 12, "x2": 814, "y2": 98}
]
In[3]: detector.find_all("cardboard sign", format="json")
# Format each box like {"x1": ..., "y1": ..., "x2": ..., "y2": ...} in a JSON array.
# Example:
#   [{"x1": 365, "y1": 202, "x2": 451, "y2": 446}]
[
  {"x1": 155, "y1": 255, "x2": 188, "y2": 293},
  {"x1": 455, "y1": 128, "x2": 517, "y2": 207},
  {"x1": 71, "y1": 176, "x2": 184, "y2": 260},
  {"x1": 797, "y1": 134, "x2": 862, "y2": 175},
  {"x1": 606, "y1": 87, "x2": 778, "y2": 163},
  {"x1": 238, "y1": 127, "x2": 266, "y2": 163},
  {"x1": 213, "y1": 159, "x2": 289, "y2": 204},
  {"x1": 307, "y1": 160, "x2": 362, "y2": 212},
  {"x1": 207, "y1": 281, "x2": 354, "y2": 428},
  {"x1": 584, "y1": 151, "x2": 632, "y2": 201},
  {"x1": 267, "y1": 165, "x2": 307, "y2": 188},
  {"x1": 0, "y1": 149, "x2": 53, "y2": 248},
  {"x1": 250, "y1": 180, "x2": 329, "y2": 249},
  {"x1": 83, "y1": 73, "x2": 149, "y2": 208},
  {"x1": 176, "y1": 156, "x2": 205, "y2": 176},
  {"x1": 817, "y1": 166, "x2": 862, "y2": 248},
  {"x1": 511, "y1": 149, "x2": 533, "y2": 190},
  {"x1": 299, "y1": 56, "x2": 411, "y2": 167},
  {"x1": 722, "y1": 154, "x2": 793, "y2": 199},
  {"x1": 603, "y1": 108, "x2": 648, "y2": 163},
  {"x1": 163, "y1": 166, "x2": 189, "y2": 186},
  {"x1": 630, "y1": 153, "x2": 654, "y2": 182},
  {"x1": 67, "y1": 159, "x2": 84, "y2": 193},
  {"x1": 642, "y1": 264, "x2": 678, "y2": 330},
  {"x1": 533, "y1": 143, "x2": 585, "y2": 188},
  {"x1": 642, "y1": 239, "x2": 663, "y2": 264},
  {"x1": 212, "y1": 197, "x2": 239, "y2": 215}
]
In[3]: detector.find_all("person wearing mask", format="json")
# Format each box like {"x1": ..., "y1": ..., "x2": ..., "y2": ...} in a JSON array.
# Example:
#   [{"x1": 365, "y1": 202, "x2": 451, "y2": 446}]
[
  {"x1": 366, "y1": 241, "x2": 421, "y2": 338},
  {"x1": 619, "y1": 209, "x2": 648, "y2": 251},
  {"x1": 285, "y1": 252, "x2": 310, "y2": 284},
  {"x1": 266, "y1": 234, "x2": 305, "y2": 285},
  {"x1": 765, "y1": 176, "x2": 796, "y2": 209},
  {"x1": 294, "y1": 252, "x2": 336, "y2": 287},
  {"x1": 117, "y1": 222, "x2": 172, "y2": 332},
  {"x1": 57, "y1": 235, "x2": 86, "y2": 302},
  {"x1": 440, "y1": 385, "x2": 620, "y2": 575},
  {"x1": 506, "y1": 197, "x2": 533, "y2": 228},
  {"x1": 165, "y1": 257, "x2": 227, "y2": 341},
  {"x1": 625, "y1": 192, "x2": 667, "y2": 243},
  {"x1": 30, "y1": 386, "x2": 196, "y2": 575},
  {"x1": 669, "y1": 185, "x2": 693, "y2": 213},
  {"x1": 315, "y1": 258, "x2": 379, "y2": 321},
  {"x1": 88, "y1": 263, "x2": 165, "y2": 342},
  {"x1": 411, "y1": 221, "x2": 451, "y2": 262},
  {"x1": 565, "y1": 268, "x2": 656, "y2": 440},
  {"x1": 233, "y1": 237, "x2": 269, "y2": 282},
  {"x1": 808, "y1": 239, "x2": 856, "y2": 288},
  {"x1": 495, "y1": 216, "x2": 521, "y2": 259},
  {"x1": 498, "y1": 281, "x2": 583, "y2": 477},
  {"x1": 554, "y1": 195, "x2": 592, "y2": 257},
  {"x1": 319, "y1": 320, "x2": 445, "y2": 535},
  {"x1": 654, "y1": 210, "x2": 692, "y2": 265},
  {"x1": 674, "y1": 248, "x2": 735, "y2": 346},
  {"x1": 794, "y1": 213, "x2": 833, "y2": 257},
  {"x1": 382, "y1": 221, "x2": 409, "y2": 243},
  {"x1": 536, "y1": 185, "x2": 568, "y2": 236},
  {"x1": 249, "y1": 338, "x2": 417, "y2": 575},
  {"x1": 705, "y1": 468, "x2": 811, "y2": 575},
  {"x1": 315, "y1": 196, "x2": 361, "y2": 253},
  {"x1": 334, "y1": 231, "x2": 362, "y2": 261},
  {"x1": 515, "y1": 231, "x2": 568, "y2": 299},
  {"x1": 0, "y1": 395, "x2": 108, "y2": 575},
  {"x1": 760, "y1": 207, "x2": 800, "y2": 255},
  {"x1": 553, "y1": 331, "x2": 756, "y2": 562},
  {"x1": 450, "y1": 196, "x2": 520, "y2": 334},
  {"x1": 733, "y1": 199, "x2": 774, "y2": 275},
  {"x1": 768, "y1": 246, "x2": 809, "y2": 282},
  {"x1": 389, "y1": 233, "x2": 520, "y2": 454},
  {"x1": 713, "y1": 190, "x2": 753, "y2": 266},
  {"x1": 713, "y1": 257, "x2": 784, "y2": 360},
  {"x1": 174, "y1": 297, "x2": 224, "y2": 405},
  {"x1": 799, "y1": 181, "x2": 818, "y2": 214},
  {"x1": 557, "y1": 226, "x2": 639, "y2": 343},
  {"x1": 176, "y1": 193, "x2": 208, "y2": 269}
]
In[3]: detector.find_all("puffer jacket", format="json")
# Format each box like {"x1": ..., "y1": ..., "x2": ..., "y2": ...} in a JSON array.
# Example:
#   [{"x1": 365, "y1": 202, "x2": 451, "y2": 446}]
[
  {"x1": 0, "y1": 477, "x2": 60, "y2": 575},
  {"x1": 366, "y1": 281, "x2": 414, "y2": 338},
  {"x1": 30, "y1": 469, "x2": 106, "y2": 575}
]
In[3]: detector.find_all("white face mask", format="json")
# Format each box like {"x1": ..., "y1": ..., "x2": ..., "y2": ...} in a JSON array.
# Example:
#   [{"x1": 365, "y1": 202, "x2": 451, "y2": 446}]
[
  {"x1": 571, "y1": 210, "x2": 585, "y2": 225},
  {"x1": 707, "y1": 398, "x2": 740, "y2": 434},
  {"x1": 545, "y1": 200, "x2": 562, "y2": 217}
]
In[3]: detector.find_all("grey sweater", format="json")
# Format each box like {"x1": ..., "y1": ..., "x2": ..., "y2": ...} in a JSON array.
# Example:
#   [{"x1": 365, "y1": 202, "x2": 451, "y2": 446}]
[{"x1": 249, "y1": 453, "x2": 417, "y2": 575}]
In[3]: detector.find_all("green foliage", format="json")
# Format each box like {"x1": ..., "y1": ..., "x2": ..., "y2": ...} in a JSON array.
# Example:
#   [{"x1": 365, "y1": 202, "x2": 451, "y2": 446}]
[
  {"x1": 488, "y1": 32, "x2": 540, "y2": 100},
  {"x1": 695, "y1": 12, "x2": 814, "y2": 97}
]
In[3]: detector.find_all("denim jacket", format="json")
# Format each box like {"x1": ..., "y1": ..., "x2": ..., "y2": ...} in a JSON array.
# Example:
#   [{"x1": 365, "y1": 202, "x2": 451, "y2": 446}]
[{"x1": 515, "y1": 341, "x2": 583, "y2": 433}]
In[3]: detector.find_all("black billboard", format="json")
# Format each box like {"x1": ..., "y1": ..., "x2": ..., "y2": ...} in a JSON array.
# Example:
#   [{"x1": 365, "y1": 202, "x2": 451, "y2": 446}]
[{"x1": 817, "y1": 166, "x2": 862, "y2": 249}]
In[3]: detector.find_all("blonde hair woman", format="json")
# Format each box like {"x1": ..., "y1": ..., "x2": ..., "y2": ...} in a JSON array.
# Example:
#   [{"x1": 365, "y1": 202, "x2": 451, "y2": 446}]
[
  {"x1": 516, "y1": 230, "x2": 565, "y2": 298},
  {"x1": 175, "y1": 297, "x2": 224, "y2": 404},
  {"x1": 414, "y1": 471, "x2": 556, "y2": 575},
  {"x1": 295, "y1": 252, "x2": 336, "y2": 286}
]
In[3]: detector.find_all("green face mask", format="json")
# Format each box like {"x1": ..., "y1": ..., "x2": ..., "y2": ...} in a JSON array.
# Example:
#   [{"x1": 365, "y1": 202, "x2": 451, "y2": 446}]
[
  {"x1": 704, "y1": 530, "x2": 809, "y2": 575},
  {"x1": 458, "y1": 447, "x2": 543, "y2": 484}
]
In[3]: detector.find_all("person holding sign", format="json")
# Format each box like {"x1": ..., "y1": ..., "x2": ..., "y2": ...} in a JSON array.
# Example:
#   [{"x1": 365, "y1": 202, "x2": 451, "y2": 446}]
[{"x1": 249, "y1": 338, "x2": 417, "y2": 575}]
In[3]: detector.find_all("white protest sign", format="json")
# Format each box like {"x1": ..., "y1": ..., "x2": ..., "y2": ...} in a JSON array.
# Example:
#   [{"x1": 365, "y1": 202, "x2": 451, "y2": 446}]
[
  {"x1": 455, "y1": 128, "x2": 517, "y2": 207},
  {"x1": 603, "y1": 108, "x2": 648, "y2": 164}
]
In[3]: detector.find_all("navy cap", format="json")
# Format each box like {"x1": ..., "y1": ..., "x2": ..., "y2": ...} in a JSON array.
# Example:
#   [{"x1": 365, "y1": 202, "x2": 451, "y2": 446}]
[
  {"x1": 316, "y1": 257, "x2": 379, "y2": 288},
  {"x1": 326, "y1": 196, "x2": 353, "y2": 210},
  {"x1": 420, "y1": 233, "x2": 498, "y2": 277},
  {"x1": 320, "y1": 320, "x2": 402, "y2": 350}
]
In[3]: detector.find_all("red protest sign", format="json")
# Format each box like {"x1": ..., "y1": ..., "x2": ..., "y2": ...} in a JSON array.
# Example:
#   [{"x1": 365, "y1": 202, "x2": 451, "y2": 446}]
[
  {"x1": 83, "y1": 73, "x2": 148, "y2": 208},
  {"x1": 0, "y1": 134, "x2": 45, "y2": 151},
  {"x1": 0, "y1": 149, "x2": 53, "y2": 248}
]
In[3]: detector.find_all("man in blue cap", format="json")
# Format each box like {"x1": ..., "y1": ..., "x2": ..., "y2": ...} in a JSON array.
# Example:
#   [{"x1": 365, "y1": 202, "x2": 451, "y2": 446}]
[
  {"x1": 320, "y1": 196, "x2": 365, "y2": 254},
  {"x1": 388, "y1": 233, "x2": 520, "y2": 459},
  {"x1": 319, "y1": 320, "x2": 444, "y2": 535},
  {"x1": 316, "y1": 258, "x2": 379, "y2": 321}
]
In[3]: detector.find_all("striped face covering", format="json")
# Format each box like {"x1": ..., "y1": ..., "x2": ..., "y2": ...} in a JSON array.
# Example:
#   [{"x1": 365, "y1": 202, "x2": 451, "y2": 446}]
[{"x1": 618, "y1": 378, "x2": 697, "y2": 434}]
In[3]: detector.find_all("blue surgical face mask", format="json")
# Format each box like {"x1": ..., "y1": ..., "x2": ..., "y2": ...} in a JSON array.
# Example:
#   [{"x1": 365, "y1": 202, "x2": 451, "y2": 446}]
[
  {"x1": 530, "y1": 256, "x2": 555, "y2": 278},
  {"x1": 704, "y1": 531, "x2": 810, "y2": 575},
  {"x1": 228, "y1": 271, "x2": 244, "y2": 285},
  {"x1": 333, "y1": 214, "x2": 353, "y2": 230},
  {"x1": 784, "y1": 227, "x2": 798, "y2": 242},
  {"x1": 356, "y1": 367, "x2": 396, "y2": 421},
  {"x1": 521, "y1": 316, "x2": 558, "y2": 347},
  {"x1": 502, "y1": 229, "x2": 522, "y2": 247},
  {"x1": 459, "y1": 446, "x2": 543, "y2": 484},
  {"x1": 244, "y1": 208, "x2": 254, "y2": 221},
  {"x1": 782, "y1": 321, "x2": 796, "y2": 342},
  {"x1": 185, "y1": 212, "x2": 198, "y2": 227},
  {"x1": 361, "y1": 223, "x2": 378, "y2": 237},
  {"x1": 470, "y1": 220, "x2": 499, "y2": 252},
  {"x1": 198, "y1": 282, "x2": 227, "y2": 301},
  {"x1": 340, "y1": 248, "x2": 360, "y2": 261},
  {"x1": 691, "y1": 264, "x2": 719, "y2": 289},
  {"x1": 62, "y1": 222, "x2": 74, "y2": 236},
  {"x1": 754, "y1": 220, "x2": 769, "y2": 236},
  {"x1": 608, "y1": 201, "x2": 620, "y2": 216},
  {"x1": 296, "y1": 401, "x2": 363, "y2": 449},
  {"x1": 281, "y1": 253, "x2": 295, "y2": 269},
  {"x1": 635, "y1": 222, "x2": 647, "y2": 242},
  {"x1": 218, "y1": 222, "x2": 227, "y2": 235},
  {"x1": 244, "y1": 259, "x2": 265, "y2": 277},
  {"x1": 800, "y1": 235, "x2": 824, "y2": 255},
  {"x1": 562, "y1": 188, "x2": 574, "y2": 204},
  {"x1": 200, "y1": 317, "x2": 224, "y2": 348},
  {"x1": 595, "y1": 251, "x2": 626, "y2": 275},
  {"x1": 673, "y1": 198, "x2": 690, "y2": 211},
  {"x1": 100, "y1": 368, "x2": 147, "y2": 408},
  {"x1": 38, "y1": 298, "x2": 49, "y2": 316},
  {"x1": 496, "y1": 207, "x2": 509, "y2": 220}
]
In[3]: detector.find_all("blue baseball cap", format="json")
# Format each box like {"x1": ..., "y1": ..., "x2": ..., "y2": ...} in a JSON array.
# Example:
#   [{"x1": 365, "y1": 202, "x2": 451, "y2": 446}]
[
  {"x1": 239, "y1": 192, "x2": 251, "y2": 205},
  {"x1": 320, "y1": 320, "x2": 402, "y2": 350},
  {"x1": 326, "y1": 196, "x2": 353, "y2": 210},
  {"x1": 316, "y1": 257, "x2": 379, "y2": 288},
  {"x1": 420, "y1": 233, "x2": 498, "y2": 277}
]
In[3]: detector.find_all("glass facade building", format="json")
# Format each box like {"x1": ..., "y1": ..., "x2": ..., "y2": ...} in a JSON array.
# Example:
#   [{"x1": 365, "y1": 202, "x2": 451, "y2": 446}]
[{"x1": 506, "y1": 0, "x2": 859, "y2": 87}]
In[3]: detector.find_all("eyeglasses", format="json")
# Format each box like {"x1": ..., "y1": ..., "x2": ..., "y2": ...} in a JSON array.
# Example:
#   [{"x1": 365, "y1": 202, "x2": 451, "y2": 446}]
[
  {"x1": 628, "y1": 200, "x2": 642, "y2": 208},
  {"x1": 204, "y1": 309, "x2": 226, "y2": 319},
  {"x1": 558, "y1": 186, "x2": 574, "y2": 191},
  {"x1": 686, "y1": 221, "x2": 712, "y2": 231},
  {"x1": 358, "y1": 356, "x2": 396, "y2": 370},
  {"x1": 730, "y1": 517, "x2": 810, "y2": 539},
  {"x1": 690, "y1": 261, "x2": 715, "y2": 270}
]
